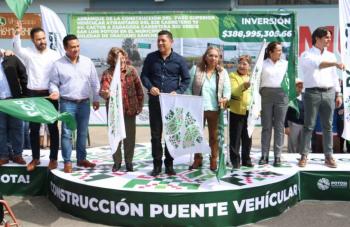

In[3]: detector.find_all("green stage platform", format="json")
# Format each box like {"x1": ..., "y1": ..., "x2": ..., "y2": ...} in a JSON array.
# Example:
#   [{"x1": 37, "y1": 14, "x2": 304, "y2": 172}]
[{"x1": 1, "y1": 144, "x2": 349, "y2": 226}]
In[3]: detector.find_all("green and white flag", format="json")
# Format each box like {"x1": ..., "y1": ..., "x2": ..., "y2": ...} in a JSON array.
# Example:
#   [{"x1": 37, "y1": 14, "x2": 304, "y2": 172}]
[
  {"x1": 247, "y1": 40, "x2": 297, "y2": 138},
  {"x1": 160, "y1": 93, "x2": 210, "y2": 158},
  {"x1": 0, "y1": 97, "x2": 76, "y2": 130},
  {"x1": 5, "y1": 0, "x2": 33, "y2": 20},
  {"x1": 108, "y1": 58, "x2": 126, "y2": 153},
  {"x1": 216, "y1": 109, "x2": 227, "y2": 180},
  {"x1": 247, "y1": 41, "x2": 267, "y2": 137},
  {"x1": 281, "y1": 41, "x2": 298, "y2": 113}
]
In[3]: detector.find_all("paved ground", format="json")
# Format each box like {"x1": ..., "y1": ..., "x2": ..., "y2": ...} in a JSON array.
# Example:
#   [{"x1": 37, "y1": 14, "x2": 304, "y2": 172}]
[
  {"x1": 4, "y1": 196, "x2": 350, "y2": 227},
  {"x1": 3, "y1": 126, "x2": 350, "y2": 226}
]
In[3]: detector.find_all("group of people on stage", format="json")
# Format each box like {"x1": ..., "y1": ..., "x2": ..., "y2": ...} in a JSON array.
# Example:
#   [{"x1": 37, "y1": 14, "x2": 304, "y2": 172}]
[
  {"x1": 0, "y1": 21, "x2": 102, "y2": 173},
  {"x1": 0, "y1": 24, "x2": 345, "y2": 176},
  {"x1": 228, "y1": 27, "x2": 345, "y2": 170}
]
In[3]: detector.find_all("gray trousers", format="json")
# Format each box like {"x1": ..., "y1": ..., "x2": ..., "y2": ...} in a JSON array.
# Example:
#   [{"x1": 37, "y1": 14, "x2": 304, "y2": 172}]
[
  {"x1": 113, "y1": 115, "x2": 136, "y2": 165},
  {"x1": 300, "y1": 88, "x2": 335, "y2": 156},
  {"x1": 287, "y1": 121, "x2": 303, "y2": 153},
  {"x1": 260, "y1": 87, "x2": 289, "y2": 158}
]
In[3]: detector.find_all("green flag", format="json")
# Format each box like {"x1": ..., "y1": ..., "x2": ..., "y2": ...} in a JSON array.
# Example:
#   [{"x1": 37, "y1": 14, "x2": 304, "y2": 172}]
[
  {"x1": 0, "y1": 97, "x2": 76, "y2": 130},
  {"x1": 281, "y1": 17, "x2": 299, "y2": 114},
  {"x1": 216, "y1": 109, "x2": 227, "y2": 181},
  {"x1": 5, "y1": 0, "x2": 33, "y2": 20},
  {"x1": 281, "y1": 41, "x2": 299, "y2": 114}
]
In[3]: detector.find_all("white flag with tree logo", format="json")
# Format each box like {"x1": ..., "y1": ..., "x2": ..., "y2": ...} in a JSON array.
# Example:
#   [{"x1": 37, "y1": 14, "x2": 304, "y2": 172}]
[
  {"x1": 108, "y1": 58, "x2": 126, "y2": 153},
  {"x1": 160, "y1": 93, "x2": 210, "y2": 158}
]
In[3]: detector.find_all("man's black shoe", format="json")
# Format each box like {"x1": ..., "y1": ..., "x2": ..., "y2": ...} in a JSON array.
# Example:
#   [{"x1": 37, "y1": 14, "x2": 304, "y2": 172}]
[
  {"x1": 112, "y1": 163, "x2": 121, "y2": 172},
  {"x1": 150, "y1": 166, "x2": 162, "y2": 176},
  {"x1": 126, "y1": 163, "x2": 133, "y2": 172},
  {"x1": 258, "y1": 156, "x2": 269, "y2": 165},
  {"x1": 273, "y1": 157, "x2": 281, "y2": 167},
  {"x1": 165, "y1": 166, "x2": 176, "y2": 175},
  {"x1": 232, "y1": 163, "x2": 241, "y2": 169},
  {"x1": 242, "y1": 160, "x2": 254, "y2": 167}
]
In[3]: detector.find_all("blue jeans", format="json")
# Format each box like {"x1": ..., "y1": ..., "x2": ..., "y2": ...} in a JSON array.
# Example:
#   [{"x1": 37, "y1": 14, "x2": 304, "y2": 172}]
[
  {"x1": 60, "y1": 99, "x2": 90, "y2": 163},
  {"x1": 0, "y1": 112, "x2": 23, "y2": 159}
]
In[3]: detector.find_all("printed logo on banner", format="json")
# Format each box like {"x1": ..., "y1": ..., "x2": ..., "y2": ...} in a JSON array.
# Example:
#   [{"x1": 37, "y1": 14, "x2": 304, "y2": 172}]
[
  {"x1": 317, "y1": 178, "x2": 330, "y2": 191},
  {"x1": 0, "y1": 174, "x2": 30, "y2": 184},
  {"x1": 316, "y1": 178, "x2": 348, "y2": 191},
  {"x1": 219, "y1": 14, "x2": 294, "y2": 42},
  {"x1": 48, "y1": 32, "x2": 58, "y2": 51},
  {"x1": 0, "y1": 17, "x2": 6, "y2": 25}
]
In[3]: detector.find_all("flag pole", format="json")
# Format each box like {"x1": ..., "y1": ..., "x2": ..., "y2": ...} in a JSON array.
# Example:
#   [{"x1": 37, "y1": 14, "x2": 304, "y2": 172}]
[
  {"x1": 226, "y1": 108, "x2": 231, "y2": 167},
  {"x1": 216, "y1": 107, "x2": 227, "y2": 181}
]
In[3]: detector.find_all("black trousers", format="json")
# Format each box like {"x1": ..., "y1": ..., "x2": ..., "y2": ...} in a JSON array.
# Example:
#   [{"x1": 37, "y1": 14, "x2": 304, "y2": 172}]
[
  {"x1": 229, "y1": 111, "x2": 252, "y2": 165},
  {"x1": 28, "y1": 89, "x2": 59, "y2": 160},
  {"x1": 149, "y1": 96, "x2": 173, "y2": 167}
]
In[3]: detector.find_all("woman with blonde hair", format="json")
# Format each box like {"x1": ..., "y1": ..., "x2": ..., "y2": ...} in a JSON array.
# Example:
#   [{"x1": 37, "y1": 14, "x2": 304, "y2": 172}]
[
  {"x1": 100, "y1": 47, "x2": 144, "y2": 172},
  {"x1": 229, "y1": 55, "x2": 254, "y2": 169},
  {"x1": 188, "y1": 46, "x2": 231, "y2": 171}
]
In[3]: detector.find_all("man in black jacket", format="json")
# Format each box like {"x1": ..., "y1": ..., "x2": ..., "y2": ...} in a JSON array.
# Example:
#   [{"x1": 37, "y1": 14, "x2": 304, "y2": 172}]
[
  {"x1": 141, "y1": 30, "x2": 190, "y2": 176},
  {"x1": 0, "y1": 51, "x2": 28, "y2": 166}
]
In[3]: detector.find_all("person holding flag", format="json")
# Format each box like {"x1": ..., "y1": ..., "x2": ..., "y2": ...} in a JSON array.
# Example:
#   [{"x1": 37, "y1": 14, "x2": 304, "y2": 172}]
[
  {"x1": 0, "y1": 48, "x2": 28, "y2": 166},
  {"x1": 49, "y1": 34, "x2": 100, "y2": 173},
  {"x1": 298, "y1": 27, "x2": 344, "y2": 168},
  {"x1": 228, "y1": 55, "x2": 254, "y2": 169},
  {"x1": 100, "y1": 47, "x2": 144, "y2": 172},
  {"x1": 141, "y1": 30, "x2": 190, "y2": 177},
  {"x1": 188, "y1": 46, "x2": 231, "y2": 171},
  {"x1": 13, "y1": 20, "x2": 61, "y2": 171},
  {"x1": 259, "y1": 41, "x2": 288, "y2": 167}
]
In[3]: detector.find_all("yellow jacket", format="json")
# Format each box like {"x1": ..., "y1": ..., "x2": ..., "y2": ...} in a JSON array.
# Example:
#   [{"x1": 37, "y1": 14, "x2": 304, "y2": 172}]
[{"x1": 228, "y1": 71, "x2": 251, "y2": 115}]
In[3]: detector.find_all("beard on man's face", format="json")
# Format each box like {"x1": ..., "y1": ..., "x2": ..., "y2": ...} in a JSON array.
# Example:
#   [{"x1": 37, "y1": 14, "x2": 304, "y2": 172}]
[{"x1": 36, "y1": 42, "x2": 47, "y2": 51}]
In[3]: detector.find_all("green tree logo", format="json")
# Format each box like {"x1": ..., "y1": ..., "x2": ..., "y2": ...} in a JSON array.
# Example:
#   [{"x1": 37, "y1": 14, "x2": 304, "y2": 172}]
[
  {"x1": 0, "y1": 17, "x2": 6, "y2": 26},
  {"x1": 223, "y1": 16, "x2": 236, "y2": 29},
  {"x1": 165, "y1": 107, "x2": 203, "y2": 149}
]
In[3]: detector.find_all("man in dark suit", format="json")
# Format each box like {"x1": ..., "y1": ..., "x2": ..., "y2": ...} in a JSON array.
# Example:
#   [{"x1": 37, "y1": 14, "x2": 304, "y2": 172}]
[
  {"x1": 0, "y1": 50, "x2": 28, "y2": 166},
  {"x1": 141, "y1": 30, "x2": 190, "y2": 176}
]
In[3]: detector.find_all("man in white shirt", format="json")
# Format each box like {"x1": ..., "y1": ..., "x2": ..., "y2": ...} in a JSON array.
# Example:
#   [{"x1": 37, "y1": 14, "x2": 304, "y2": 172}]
[
  {"x1": 299, "y1": 27, "x2": 345, "y2": 168},
  {"x1": 13, "y1": 21, "x2": 61, "y2": 171}
]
